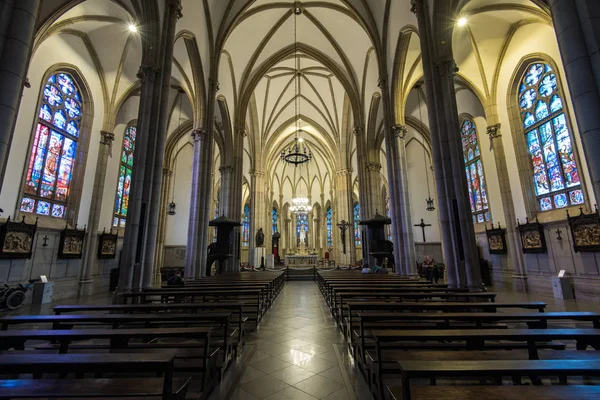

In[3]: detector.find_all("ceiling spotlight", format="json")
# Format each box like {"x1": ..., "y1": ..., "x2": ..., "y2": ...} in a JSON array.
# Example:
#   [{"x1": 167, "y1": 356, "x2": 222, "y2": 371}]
[
  {"x1": 457, "y1": 17, "x2": 468, "y2": 27},
  {"x1": 297, "y1": 137, "x2": 304, "y2": 143},
  {"x1": 128, "y1": 23, "x2": 138, "y2": 33}
]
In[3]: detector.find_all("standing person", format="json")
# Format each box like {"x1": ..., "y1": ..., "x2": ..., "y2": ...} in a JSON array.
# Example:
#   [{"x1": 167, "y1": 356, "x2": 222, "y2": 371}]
[
  {"x1": 431, "y1": 262, "x2": 440, "y2": 284},
  {"x1": 423, "y1": 256, "x2": 435, "y2": 283}
]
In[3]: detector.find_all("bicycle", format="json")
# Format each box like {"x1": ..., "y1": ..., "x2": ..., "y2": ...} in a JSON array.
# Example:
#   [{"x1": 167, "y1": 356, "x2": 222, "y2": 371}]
[{"x1": 0, "y1": 279, "x2": 38, "y2": 310}]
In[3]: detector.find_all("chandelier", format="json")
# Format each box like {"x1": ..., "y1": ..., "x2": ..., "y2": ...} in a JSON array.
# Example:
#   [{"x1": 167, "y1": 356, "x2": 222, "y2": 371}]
[
  {"x1": 281, "y1": 2, "x2": 312, "y2": 167},
  {"x1": 290, "y1": 197, "x2": 312, "y2": 213}
]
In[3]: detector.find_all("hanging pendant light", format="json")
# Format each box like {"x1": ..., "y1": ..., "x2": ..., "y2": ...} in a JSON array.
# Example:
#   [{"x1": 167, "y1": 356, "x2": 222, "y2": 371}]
[
  {"x1": 168, "y1": 88, "x2": 185, "y2": 216},
  {"x1": 416, "y1": 84, "x2": 435, "y2": 212},
  {"x1": 281, "y1": 1, "x2": 312, "y2": 167}
]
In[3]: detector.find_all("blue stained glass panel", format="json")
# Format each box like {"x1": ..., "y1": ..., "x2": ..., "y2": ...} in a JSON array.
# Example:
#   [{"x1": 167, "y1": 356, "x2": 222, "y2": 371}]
[
  {"x1": 526, "y1": 64, "x2": 544, "y2": 86},
  {"x1": 550, "y1": 95, "x2": 563, "y2": 113},
  {"x1": 354, "y1": 203, "x2": 361, "y2": 246},
  {"x1": 520, "y1": 89, "x2": 537, "y2": 110},
  {"x1": 477, "y1": 214, "x2": 484, "y2": 223},
  {"x1": 20, "y1": 198, "x2": 35, "y2": 213},
  {"x1": 51, "y1": 204, "x2": 65, "y2": 218},
  {"x1": 539, "y1": 197, "x2": 553, "y2": 211},
  {"x1": 242, "y1": 204, "x2": 250, "y2": 246},
  {"x1": 36, "y1": 201, "x2": 50, "y2": 216},
  {"x1": 57, "y1": 73, "x2": 75, "y2": 95},
  {"x1": 44, "y1": 85, "x2": 62, "y2": 106},
  {"x1": 545, "y1": 64, "x2": 553, "y2": 73},
  {"x1": 523, "y1": 113, "x2": 535, "y2": 128},
  {"x1": 570, "y1": 189, "x2": 584, "y2": 205},
  {"x1": 326, "y1": 207, "x2": 333, "y2": 247},
  {"x1": 554, "y1": 193, "x2": 568, "y2": 208},
  {"x1": 53, "y1": 110, "x2": 66, "y2": 130},
  {"x1": 519, "y1": 83, "x2": 527, "y2": 94},
  {"x1": 461, "y1": 119, "x2": 490, "y2": 222},
  {"x1": 535, "y1": 101, "x2": 549, "y2": 121},
  {"x1": 66, "y1": 121, "x2": 79, "y2": 137},
  {"x1": 539, "y1": 74, "x2": 557, "y2": 97},
  {"x1": 64, "y1": 98, "x2": 81, "y2": 119},
  {"x1": 39, "y1": 104, "x2": 52, "y2": 122}
]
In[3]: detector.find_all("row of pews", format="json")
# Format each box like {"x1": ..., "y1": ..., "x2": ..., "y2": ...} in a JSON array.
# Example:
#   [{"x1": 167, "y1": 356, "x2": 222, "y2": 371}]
[
  {"x1": 0, "y1": 271, "x2": 285, "y2": 399},
  {"x1": 317, "y1": 270, "x2": 600, "y2": 400}
]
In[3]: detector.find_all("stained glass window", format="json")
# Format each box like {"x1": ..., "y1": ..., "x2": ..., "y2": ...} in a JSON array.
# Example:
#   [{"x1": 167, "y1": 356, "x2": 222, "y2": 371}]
[
  {"x1": 272, "y1": 208, "x2": 278, "y2": 235},
  {"x1": 385, "y1": 199, "x2": 392, "y2": 241},
  {"x1": 214, "y1": 191, "x2": 220, "y2": 219},
  {"x1": 296, "y1": 213, "x2": 308, "y2": 246},
  {"x1": 354, "y1": 203, "x2": 361, "y2": 246},
  {"x1": 519, "y1": 63, "x2": 584, "y2": 210},
  {"x1": 242, "y1": 203, "x2": 250, "y2": 246},
  {"x1": 326, "y1": 207, "x2": 333, "y2": 247},
  {"x1": 460, "y1": 119, "x2": 491, "y2": 224},
  {"x1": 21, "y1": 72, "x2": 83, "y2": 218},
  {"x1": 113, "y1": 125, "x2": 136, "y2": 227}
]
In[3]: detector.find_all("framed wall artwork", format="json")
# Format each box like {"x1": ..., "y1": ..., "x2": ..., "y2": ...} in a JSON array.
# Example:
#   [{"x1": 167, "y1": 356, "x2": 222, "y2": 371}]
[
  {"x1": 97, "y1": 228, "x2": 118, "y2": 259},
  {"x1": 517, "y1": 217, "x2": 547, "y2": 253},
  {"x1": 567, "y1": 207, "x2": 600, "y2": 252},
  {"x1": 58, "y1": 223, "x2": 86, "y2": 259},
  {"x1": 0, "y1": 216, "x2": 37, "y2": 259},
  {"x1": 486, "y1": 223, "x2": 507, "y2": 254}
]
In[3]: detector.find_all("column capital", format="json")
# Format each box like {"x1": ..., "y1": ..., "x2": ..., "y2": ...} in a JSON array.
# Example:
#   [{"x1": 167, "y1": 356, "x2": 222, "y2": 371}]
[
  {"x1": 210, "y1": 79, "x2": 219, "y2": 92},
  {"x1": 487, "y1": 123, "x2": 502, "y2": 140},
  {"x1": 391, "y1": 124, "x2": 408, "y2": 139},
  {"x1": 410, "y1": 0, "x2": 423, "y2": 14},
  {"x1": 285, "y1": 218, "x2": 291, "y2": 223},
  {"x1": 191, "y1": 128, "x2": 207, "y2": 142},
  {"x1": 168, "y1": 0, "x2": 183, "y2": 19},
  {"x1": 352, "y1": 126, "x2": 363, "y2": 136},
  {"x1": 249, "y1": 169, "x2": 266, "y2": 179},
  {"x1": 435, "y1": 57, "x2": 459, "y2": 77},
  {"x1": 336, "y1": 168, "x2": 352, "y2": 177},
  {"x1": 237, "y1": 129, "x2": 248, "y2": 138},
  {"x1": 163, "y1": 167, "x2": 173, "y2": 176},
  {"x1": 137, "y1": 64, "x2": 160, "y2": 83},
  {"x1": 219, "y1": 165, "x2": 233, "y2": 174},
  {"x1": 100, "y1": 130, "x2": 115, "y2": 145},
  {"x1": 366, "y1": 162, "x2": 382, "y2": 172}
]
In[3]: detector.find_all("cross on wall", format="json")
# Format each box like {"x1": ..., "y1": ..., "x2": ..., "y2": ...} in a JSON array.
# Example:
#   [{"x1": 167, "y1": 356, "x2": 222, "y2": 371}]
[{"x1": 414, "y1": 218, "x2": 432, "y2": 243}]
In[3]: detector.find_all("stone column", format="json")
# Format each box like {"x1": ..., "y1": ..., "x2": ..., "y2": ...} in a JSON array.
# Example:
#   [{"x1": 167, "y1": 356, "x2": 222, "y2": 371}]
[
  {"x1": 284, "y1": 217, "x2": 291, "y2": 254},
  {"x1": 550, "y1": 0, "x2": 600, "y2": 203},
  {"x1": 78, "y1": 130, "x2": 114, "y2": 296},
  {"x1": 486, "y1": 122, "x2": 528, "y2": 289},
  {"x1": 142, "y1": 0, "x2": 182, "y2": 288},
  {"x1": 117, "y1": 63, "x2": 160, "y2": 292},
  {"x1": 154, "y1": 167, "x2": 172, "y2": 282},
  {"x1": 0, "y1": 0, "x2": 40, "y2": 191},
  {"x1": 185, "y1": 128, "x2": 208, "y2": 278}
]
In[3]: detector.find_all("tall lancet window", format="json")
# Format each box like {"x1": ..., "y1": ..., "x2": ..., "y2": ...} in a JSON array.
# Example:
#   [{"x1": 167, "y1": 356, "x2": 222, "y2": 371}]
[
  {"x1": 326, "y1": 207, "x2": 333, "y2": 247},
  {"x1": 296, "y1": 213, "x2": 308, "y2": 246},
  {"x1": 354, "y1": 203, "x2": 361, "y2": 246},
  {"x1": 21, "y1": 72, "x2": 83, "y2": 218},
  {"x1": 113, "y1": 124, "x2": 136, "y2": 227},
  {"x1": 519, "y1": 62, "x2": 583, "y2": 210},
  {"x1": 272, "y1": 208, "x2": 278, "y2": 235},
  {"x1": 461, "y1": 119, "x2": 491, "y2": 223},
  {"x1": 242, "y1": 203, "x2": 250, "y2": 246}
]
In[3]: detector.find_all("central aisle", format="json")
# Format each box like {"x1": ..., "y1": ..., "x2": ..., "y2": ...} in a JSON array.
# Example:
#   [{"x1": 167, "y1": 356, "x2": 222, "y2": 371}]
[{"x1": 230, "y1": 281, "x2": 372, "y2": 400}]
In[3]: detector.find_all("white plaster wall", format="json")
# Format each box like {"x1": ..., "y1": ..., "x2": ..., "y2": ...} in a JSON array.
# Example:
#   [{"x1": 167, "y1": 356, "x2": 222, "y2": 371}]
[
  {"x1": 164, "y1": 141, "x2": 193, "y2": 245},
  {"x1": 405, "y1": 129, "x2": 441, "y2": 243},
  {"x1": 0, "y1": 33, "x2": 105, "y2": 226}
]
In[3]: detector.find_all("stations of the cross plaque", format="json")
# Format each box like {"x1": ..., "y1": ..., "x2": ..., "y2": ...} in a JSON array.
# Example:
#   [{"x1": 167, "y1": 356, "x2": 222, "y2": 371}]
[{"x1": 414, "y1": 218, "x2": 432, "y2": 242}]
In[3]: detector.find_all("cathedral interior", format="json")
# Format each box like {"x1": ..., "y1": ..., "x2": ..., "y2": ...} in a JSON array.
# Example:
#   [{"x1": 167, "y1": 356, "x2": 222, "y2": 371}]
[{"x1": 1, "y1": 1, "x2": 600, "y2": 398}]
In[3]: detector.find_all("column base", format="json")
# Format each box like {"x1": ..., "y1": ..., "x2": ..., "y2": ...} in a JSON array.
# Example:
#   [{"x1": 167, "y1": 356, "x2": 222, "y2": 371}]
[{"x1": 512, "y1": 274, "x2": 528, "y2": 292}]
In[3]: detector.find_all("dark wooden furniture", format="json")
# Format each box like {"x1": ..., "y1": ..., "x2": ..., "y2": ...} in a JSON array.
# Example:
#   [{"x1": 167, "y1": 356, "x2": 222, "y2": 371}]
[{"x1": 387, "y1": 385, "x2": 600, "y2": 400}]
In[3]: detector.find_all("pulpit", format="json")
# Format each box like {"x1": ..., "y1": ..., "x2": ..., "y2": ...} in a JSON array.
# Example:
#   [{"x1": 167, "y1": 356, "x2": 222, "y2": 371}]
[
  {"x1": 208, "y1": 215, "x2": 242, "y2": 275},
  {"x1": 359, "y1": 212, "x2": 393, "y2": 267}
]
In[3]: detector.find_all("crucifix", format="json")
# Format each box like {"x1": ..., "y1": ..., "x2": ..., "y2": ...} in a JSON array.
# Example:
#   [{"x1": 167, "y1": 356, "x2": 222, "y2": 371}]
[
  {"x1": 414, "y1": 218, "x2": 431, "y2": 242},
  {"x1": 337, "y1": 220, "x2": 350, "y2": 254}
]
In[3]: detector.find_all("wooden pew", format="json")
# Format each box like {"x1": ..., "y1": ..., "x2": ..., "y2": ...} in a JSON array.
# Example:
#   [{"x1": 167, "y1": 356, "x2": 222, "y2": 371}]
[
  {"x1": 395, "y1": 360, "x2": 600, "y2": 400},
  {"x1": 120, "y1": 289, "x2": 265, "y2": 323},
  {"x1": 53, "y1": 303, "x2": 246, "y2": 352},
  {"x1": 0, "y1": 327, "x2": 214, "y2": 394},
  {"x1": 387, "y1": 385, "x2": 600, "y2": 400},
  {"x1": 0, "y1": 352, "x2": 188, "y2": 399},
  {"x1": 0, "y1": 312, "x2": 236, "y2": 371}
]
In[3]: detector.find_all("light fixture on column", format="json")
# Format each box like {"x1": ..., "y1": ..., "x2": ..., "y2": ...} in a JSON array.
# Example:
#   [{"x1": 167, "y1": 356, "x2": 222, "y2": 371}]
[
  {"x1": 281, "y1": 2, "x2": 312, "y2": 167},
  {"x1": 168, "y1": 88, "x2": 185, "y2": 216},
  {"x1": 416, "y1": 84, "x2": 435, "y2": 212}
]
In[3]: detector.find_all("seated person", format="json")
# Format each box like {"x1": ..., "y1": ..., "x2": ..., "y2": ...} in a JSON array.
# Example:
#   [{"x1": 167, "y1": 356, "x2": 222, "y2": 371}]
[
  {"x1": 167, "y1": 269, "x2": 185, "y2": 286},
  {"x1": 422, "y1": 256, "x2": 435, "y2": 283},
  {"x1": 361, "y1": 263, "x2": 371, "y2": 274}
]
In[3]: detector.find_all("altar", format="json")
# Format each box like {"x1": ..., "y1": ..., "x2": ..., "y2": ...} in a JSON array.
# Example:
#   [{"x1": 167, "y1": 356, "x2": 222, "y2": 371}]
[{"x1": 285, "y1": 255, "x2": 318, "y2": 268}]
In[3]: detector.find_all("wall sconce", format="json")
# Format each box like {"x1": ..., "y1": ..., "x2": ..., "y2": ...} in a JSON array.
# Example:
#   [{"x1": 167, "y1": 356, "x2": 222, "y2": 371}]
[{"x1": 167, "y1": 202, "x2": 177, "y2": 216}]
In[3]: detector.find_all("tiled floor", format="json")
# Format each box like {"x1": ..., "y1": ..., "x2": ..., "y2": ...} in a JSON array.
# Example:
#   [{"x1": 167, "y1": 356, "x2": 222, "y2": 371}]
[{"x1": 229, "y1": 281, "x2": 371, "y2": 400}]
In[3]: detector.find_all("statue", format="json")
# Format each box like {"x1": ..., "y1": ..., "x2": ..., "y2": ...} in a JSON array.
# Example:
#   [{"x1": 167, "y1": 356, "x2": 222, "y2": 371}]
[{"x1": 255, "y1": 228, "x2": 265, "y2": 247}]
